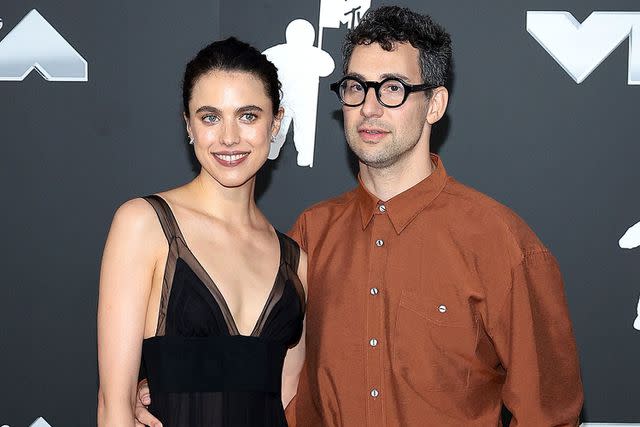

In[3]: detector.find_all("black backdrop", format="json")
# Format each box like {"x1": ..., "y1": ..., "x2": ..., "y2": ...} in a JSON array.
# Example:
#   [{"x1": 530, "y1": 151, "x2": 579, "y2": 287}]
[{"x1": 0, "y1": 1, "x2": 638, "y2": 425}]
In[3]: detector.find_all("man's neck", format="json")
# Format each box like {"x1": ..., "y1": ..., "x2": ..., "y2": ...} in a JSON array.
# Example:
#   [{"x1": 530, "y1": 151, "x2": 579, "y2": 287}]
[{"x1": 359, "y1": 151, "x2": 434, "y2": 202}]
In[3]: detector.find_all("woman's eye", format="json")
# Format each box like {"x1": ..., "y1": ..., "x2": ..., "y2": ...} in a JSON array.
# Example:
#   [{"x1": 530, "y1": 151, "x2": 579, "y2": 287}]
[
  {"x1": 241, "y1": 113, "x2": 257, "y2": 122},
  {"x1": 202, "y1": 114, "x2": 219, "y2": 124}
]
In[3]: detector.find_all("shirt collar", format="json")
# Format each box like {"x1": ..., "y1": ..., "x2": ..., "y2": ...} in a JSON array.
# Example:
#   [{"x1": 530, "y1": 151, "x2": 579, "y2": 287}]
[{"x1": 356, "y1": 154, "x2": 448, "y2": 234}]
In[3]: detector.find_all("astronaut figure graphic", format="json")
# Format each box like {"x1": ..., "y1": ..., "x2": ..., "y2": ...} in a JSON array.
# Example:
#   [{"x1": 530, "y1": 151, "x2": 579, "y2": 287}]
[
  {"x1": 263, "y1": 19, "x2": 335, "y2": 167},
  {"x1": 620, "y1": 221, "x2": 640, "y2": 250},
  {"x1": 635, "y1": 297, "x2": 640, "y2": 331},
  {"x1": 619, "y1": 220, "x2": 640, "y2": 330}
]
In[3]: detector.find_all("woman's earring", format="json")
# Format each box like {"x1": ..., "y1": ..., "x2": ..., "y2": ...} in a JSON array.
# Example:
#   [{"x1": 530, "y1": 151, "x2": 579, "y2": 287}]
[
  {"x1": 270, "y1": 135, "x2": 276, "y2": 143},
  {"x1": 188, "y1": 136, "x2": 194, "y2": 145}
]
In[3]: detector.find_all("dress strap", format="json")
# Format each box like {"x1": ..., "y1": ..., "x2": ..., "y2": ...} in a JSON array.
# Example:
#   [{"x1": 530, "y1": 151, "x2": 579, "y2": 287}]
[
  {"x1": 142, "y1": 195, "x2": 184, "y2": 244},
  {"x1": 277, "y1": 230, "x2": 301, "y2": 270},
  {"x1": 141, "y1": 195, "x2": 184, "y2": 337},
  {"x1": 276, "y1": 231, "x2": 306, "y2": 315}
]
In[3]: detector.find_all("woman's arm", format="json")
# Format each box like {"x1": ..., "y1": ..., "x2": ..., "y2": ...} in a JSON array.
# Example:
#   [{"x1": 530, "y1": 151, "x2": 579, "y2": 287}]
[
  {"x1": 281, "y1": 250, "x2": 308, "y2": 410},
  {"x1": 97, "y1": 199, "x2": 163, "y2": 427}
]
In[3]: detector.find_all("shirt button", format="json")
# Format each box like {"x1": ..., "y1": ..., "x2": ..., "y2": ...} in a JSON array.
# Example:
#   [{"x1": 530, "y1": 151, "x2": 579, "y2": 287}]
[
  {"x1": 438, "y1": 304, "x2": 447, "y2": 313},
  {"x1": 378, "y1": 204, "x2": 386, "y2": 213},
  {"x1": 370, "y1": 287, "x2": 379, "y2": 295},
  {"x1": 369, "y1": 338, "x2": 378, "y2": 347},
  {"x1": 370, "y1": 388, "x2": 380, "y2": 398},
  {"x1": 375, "y1": 239, "x2": 384, "y2": 247}
]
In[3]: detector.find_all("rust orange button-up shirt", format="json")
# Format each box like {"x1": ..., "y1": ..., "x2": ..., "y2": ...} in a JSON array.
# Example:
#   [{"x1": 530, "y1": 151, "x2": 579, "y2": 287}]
[{"x1": 287, "y1": 155, "x2": 582, "y2": 427}]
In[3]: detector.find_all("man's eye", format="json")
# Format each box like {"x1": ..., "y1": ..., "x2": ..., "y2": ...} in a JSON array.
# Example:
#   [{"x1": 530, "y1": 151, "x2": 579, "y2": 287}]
[
  {"x1": 202, "y1": 114, "x2": 219, "y2": 124},
  {"x1": 348, "y1": 83, "x2": 363, "y2": 92},
  {"x1": 382, "y1": 82, "x2": 403, "y2": 93}
]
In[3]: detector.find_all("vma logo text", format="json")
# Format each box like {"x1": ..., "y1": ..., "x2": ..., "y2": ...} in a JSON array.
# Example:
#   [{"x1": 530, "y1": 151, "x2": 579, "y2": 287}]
[
  {"x1": 0, "y1": 9, "x2": 87, "y2": 81},
  {"x1": 527, "y1": 11, "x2": 640, "y2": 84}
]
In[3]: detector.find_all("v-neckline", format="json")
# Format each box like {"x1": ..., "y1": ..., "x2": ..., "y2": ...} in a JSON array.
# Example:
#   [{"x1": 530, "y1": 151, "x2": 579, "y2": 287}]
[{"x1": 158, "y1": 196, "x2": 283, "y2": 338}]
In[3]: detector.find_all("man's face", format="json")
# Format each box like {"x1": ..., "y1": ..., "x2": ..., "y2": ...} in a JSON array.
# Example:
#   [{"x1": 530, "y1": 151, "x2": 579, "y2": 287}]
[{"x1": 343, "y1": 42, "x2": 430, "y2": 169}]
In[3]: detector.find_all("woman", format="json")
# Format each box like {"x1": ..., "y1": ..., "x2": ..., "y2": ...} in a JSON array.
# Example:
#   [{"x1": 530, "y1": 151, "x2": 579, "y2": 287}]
[{"x1": 97, "y1": 38, "x2": 307, "y2": 427}]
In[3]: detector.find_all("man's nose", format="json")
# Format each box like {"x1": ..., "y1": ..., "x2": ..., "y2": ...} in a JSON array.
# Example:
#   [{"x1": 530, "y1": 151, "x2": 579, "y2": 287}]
[{"x1": 360, "y1": 87, "x2": 384, "y2": 118}]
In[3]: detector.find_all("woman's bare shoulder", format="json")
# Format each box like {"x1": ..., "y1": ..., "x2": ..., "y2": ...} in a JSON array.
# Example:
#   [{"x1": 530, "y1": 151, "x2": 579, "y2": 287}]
[{"x1": 112, "y1": 198, "x2": 158, "y2": 230}]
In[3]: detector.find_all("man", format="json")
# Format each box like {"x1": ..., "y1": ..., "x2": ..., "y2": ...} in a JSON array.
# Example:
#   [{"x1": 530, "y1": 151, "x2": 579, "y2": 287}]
[{"x1": 136, "y1": 6, "x2": 583, "y2": 426}]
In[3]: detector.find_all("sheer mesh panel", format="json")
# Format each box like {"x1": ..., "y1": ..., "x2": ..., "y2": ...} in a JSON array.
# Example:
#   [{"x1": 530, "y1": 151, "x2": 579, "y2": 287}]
[{"x1": 143, "y1": 195, "x2": 305, "y2": 338}]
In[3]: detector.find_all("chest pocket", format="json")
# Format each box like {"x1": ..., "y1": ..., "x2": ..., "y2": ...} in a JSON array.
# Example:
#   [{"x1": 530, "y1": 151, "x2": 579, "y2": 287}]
[{"x1": 393, "y1": 289, "x2": 478, "y2": 392}]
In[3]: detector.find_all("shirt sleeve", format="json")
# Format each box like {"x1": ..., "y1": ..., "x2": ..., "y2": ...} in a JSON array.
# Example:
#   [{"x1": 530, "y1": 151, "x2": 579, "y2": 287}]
[
  {"x1": 287, "y1": 211, "x2": 308, "y2": 252},
  {"x1": 284, "y1": 395, "x2": 298, "y2": 427},
  {"x1": 285, "y1": 213, "x2": 306, "y2": 427},
  {"x1": 490, "y1": 250, "x2": 583, "y2": 426}
]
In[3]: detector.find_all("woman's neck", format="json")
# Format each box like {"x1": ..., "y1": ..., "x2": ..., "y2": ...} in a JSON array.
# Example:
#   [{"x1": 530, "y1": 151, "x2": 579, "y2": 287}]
[{"x1": 186, "y1": 171, "x2": 261, "y2": 227}]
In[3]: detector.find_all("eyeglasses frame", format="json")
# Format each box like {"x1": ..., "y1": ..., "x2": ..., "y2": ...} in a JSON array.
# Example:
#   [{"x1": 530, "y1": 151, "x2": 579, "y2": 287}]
[{"x1": 329, "y1": 76, "x2": 438, "y2": 108}]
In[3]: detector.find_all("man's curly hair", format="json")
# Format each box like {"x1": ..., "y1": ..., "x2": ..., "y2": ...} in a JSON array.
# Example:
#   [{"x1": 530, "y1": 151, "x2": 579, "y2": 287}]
[{"x1": 343, "y1": 6, "x2": 452, "y2": 87}]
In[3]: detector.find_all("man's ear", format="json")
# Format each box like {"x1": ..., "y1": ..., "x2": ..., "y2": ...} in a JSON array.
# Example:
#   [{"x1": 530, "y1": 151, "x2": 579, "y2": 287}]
[{"x1": 426, "y1": 86, "x2": 449, "y2": 125}]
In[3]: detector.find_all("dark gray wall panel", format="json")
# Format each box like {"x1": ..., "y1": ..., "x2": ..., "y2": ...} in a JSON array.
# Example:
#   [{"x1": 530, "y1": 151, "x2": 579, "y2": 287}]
[{"x1": 0, "y1": 0, "x2": 638, "y2": 425}]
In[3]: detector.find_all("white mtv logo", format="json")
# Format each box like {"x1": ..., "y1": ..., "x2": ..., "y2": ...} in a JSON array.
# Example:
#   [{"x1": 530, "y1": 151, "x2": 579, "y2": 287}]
[
  {"x1": 527, "y1": 11, "x2": 640, "y2": 84},
  {"x1": 0, "y1": 9, "x2": 87, "y2": 81},
  {"x1": 318, "y1": 0, "x2": 371, "y2": 48}
]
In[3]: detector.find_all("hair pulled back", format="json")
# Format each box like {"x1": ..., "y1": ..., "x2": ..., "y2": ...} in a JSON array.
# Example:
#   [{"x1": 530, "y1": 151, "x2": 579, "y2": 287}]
[{"x1": 183, "y1": 37, "x2": 281, "y2": 117}]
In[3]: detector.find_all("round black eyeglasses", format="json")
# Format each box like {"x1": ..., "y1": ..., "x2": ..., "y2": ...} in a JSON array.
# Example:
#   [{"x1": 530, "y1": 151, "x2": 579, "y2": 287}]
[{"x1": 330, "y1": 76, "x2": 437, "y2": 108}]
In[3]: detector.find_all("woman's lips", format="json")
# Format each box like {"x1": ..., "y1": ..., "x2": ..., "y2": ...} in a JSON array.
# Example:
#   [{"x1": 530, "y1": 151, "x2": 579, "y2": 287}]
[{"x1": 212, "y1": 152, "x2": 250, "y2": 167}]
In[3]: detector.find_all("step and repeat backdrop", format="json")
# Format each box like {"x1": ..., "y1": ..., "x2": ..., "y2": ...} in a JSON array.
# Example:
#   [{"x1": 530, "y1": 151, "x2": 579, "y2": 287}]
[{"x1": 0, "y1": 0, "x2": 638, "y2": 425}]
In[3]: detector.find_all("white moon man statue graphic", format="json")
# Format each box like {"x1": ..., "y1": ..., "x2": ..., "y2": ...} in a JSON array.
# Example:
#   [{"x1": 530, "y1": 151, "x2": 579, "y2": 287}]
[
  {"x1": 619, "y1": 220, "x2": 640, "y2": 330},
  {"x1": 263, "y1": 19, "x2": 335, "y2": 167}
]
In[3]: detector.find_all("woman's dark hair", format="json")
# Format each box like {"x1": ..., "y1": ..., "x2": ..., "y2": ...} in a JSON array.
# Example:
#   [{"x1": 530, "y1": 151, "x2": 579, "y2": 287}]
[
  {"x1": 343, "y1": 6, "x2": 452, "y2": 88},
  {"x1": 182, "y1": 37, "x2": 281, "y2": 116}
]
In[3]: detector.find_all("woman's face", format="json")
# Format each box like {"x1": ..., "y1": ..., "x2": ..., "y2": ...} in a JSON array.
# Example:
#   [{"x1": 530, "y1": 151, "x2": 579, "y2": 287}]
[{"x1": 185, "y1": 70, "x2": 281, "y2": 189}]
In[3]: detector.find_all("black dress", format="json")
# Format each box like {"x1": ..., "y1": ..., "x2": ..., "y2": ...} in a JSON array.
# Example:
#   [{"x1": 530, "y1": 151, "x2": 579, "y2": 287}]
[{"x1": 140, "y1": 195, "x2": 305, "y2": 427}]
